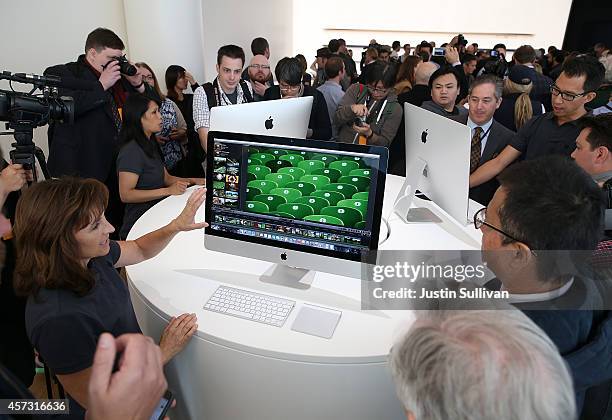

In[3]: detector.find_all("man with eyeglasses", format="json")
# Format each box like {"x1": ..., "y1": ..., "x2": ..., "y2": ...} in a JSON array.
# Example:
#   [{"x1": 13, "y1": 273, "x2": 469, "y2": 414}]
[
  {"x1": 470, "y1": 55, "x2": 605, "y2": 190},
  {"x1": 334, "y1": 61, "x2": 402, "y2": 146},
  {"x1": 243, "y1": 54, "x2": 273, "y2": 101},
  {"x1": 263, "y1": 57, "x2": 331, "y2": 140},
  {"x1": 475, "y1": 155, "x2": 612, "y2": 418}
]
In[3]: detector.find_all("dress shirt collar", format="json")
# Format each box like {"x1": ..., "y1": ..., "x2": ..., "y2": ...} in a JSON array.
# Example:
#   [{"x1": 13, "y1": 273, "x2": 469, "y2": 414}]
[
  {"x1": 501, "y1": 277, "x2": 574, "y2": 304},
  {"x1": 467, "y1": 116, "x2": 493, "y2": 133}
]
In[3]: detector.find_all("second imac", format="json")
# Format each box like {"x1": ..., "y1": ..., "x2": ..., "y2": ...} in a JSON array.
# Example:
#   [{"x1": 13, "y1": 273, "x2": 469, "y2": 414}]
[
  {"x1": 209, "y1": 96, "x2": 313, "y2": 138},
  {"x1": 395, "y1": 103, "x2": 471, "y2": 225},
  {"x1": 205, "y1": 131, "x2": 388, "y2": 287}
]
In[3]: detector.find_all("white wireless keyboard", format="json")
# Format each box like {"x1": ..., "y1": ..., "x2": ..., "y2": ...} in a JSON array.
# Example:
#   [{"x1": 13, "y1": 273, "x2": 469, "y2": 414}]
[{"x1": 204, "y1": 285, "x2": 295, "y2": 327}]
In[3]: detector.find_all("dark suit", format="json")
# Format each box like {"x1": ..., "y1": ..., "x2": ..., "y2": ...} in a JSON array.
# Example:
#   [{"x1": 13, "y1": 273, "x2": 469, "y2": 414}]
[{"x1": 457, "y1": 115, "x2": 516, "y2": 206}]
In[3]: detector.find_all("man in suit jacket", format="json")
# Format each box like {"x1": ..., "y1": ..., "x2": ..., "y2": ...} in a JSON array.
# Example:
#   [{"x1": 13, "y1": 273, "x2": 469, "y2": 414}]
[{"x1": 458, "y1": 75, "x2": 516, "y2": 205}]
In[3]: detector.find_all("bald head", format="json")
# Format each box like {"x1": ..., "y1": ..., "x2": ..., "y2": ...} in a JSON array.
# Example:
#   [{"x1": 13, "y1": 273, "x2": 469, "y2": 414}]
[
  {"x1": 248, "y1": 54, "x2": 271, "y2": 83},
  {"x1": 415, "y1": 61, "x2": 439, "y2": 86}
]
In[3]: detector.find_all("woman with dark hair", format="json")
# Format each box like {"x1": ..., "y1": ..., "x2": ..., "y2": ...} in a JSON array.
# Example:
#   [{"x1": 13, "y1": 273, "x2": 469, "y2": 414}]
[
  {"x1": 334, "y1": 61, "x2": 403, "y2": 146},
  {"x1": 117, "y1": 94, "x2": 204, "y2": 240},
  {"x1": 394, "y1": 55, "x2": 422, "y2": 95},
  {"x1": 264, "y1": 57, "x2": 332, "y2": 140},
  {"x1": 165, "y1": 64, "x2": 205, "y2": 177},
  {"x1": 135, "y1": 62, "x2": 187, "y2": 174},
  {"x1": 14, "y1": 177, "x2": 207, "y2": 419}
]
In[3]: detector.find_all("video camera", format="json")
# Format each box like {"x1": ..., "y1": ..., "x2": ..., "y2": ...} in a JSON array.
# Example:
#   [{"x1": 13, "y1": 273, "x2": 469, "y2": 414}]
[{"x1": 0, "y1": 71, "x2": 76, "y2": 179}]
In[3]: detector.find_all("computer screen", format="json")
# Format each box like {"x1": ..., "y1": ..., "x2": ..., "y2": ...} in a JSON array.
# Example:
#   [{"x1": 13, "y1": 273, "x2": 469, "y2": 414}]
[
  {"x1": 399, "y1": 103, "x2": 471, "y2": 224},
  {"x1": 205, "y1": 131, "x2": 388, "y2": 279},
  {"x1": 209, "y1": 97, "x2": 312, "y2": 139}
]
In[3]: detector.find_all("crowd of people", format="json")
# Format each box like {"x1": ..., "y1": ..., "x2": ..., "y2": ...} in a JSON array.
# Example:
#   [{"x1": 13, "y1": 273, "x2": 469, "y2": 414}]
[{"x1": 0, "y1": 26, "x2": 612, "y2": 419}]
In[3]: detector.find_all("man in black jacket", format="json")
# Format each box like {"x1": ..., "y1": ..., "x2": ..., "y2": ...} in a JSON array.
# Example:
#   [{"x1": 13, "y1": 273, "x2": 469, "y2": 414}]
[
  {"x1": 513, "y1": 45, "x2": 553, "y2": 110},
  {"x1": 44, "y1": 28, "x2": 146, "y2": 232}
]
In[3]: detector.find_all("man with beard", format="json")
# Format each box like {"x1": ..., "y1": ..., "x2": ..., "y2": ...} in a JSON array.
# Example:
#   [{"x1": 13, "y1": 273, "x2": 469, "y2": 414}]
[{"x1": 244, "y1": 54, "x2": 273, "y2": 101}]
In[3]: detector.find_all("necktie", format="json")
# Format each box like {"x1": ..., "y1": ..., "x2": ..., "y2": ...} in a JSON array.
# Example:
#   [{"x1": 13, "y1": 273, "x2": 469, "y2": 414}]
[{"x1": 470, "y1": 126, "x2": 483, "y2": 174}]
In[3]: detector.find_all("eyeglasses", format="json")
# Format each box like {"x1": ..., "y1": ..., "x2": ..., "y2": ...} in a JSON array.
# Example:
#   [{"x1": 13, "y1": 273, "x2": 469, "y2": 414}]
[
  {"x1": 367, "y1": 84, "x2": 388, "y2": 94},
  {"x1": 142, "y1": 75, "x2": 154, "y2": 82},
  {"x1": 550, "y1": 84, "x2": 590, "y2": 101},
  {"x1": 249, "y1": 64, "x2": 270, "y2": 70},
  {"x1": 473, "y1": 207, "x2": 536, "y2": 254},
  {"x1": 279, "y1": 83, "x2": 301, "y2": 92}
]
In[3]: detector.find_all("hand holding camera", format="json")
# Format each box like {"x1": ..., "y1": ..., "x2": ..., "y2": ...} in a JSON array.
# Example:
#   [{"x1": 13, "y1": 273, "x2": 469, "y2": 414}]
[
  {"x1": 351, "y1": 103, "x2": 368, "y2": 118},
  {"x1": 99, "y1": 60, "x2": 121, "y2": 91}
]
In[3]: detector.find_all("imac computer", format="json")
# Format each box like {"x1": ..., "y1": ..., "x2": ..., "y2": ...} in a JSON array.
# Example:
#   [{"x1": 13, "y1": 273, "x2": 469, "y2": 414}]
[
  {"x1": 209, "y1": 96, "x2": 313, "y2": 138},
  {"x1": 205, "y1": 131, "x2": 388, "y2": 287},
  {"x1": 395, "y1": 103, "x2": 471, "y2": 225}
]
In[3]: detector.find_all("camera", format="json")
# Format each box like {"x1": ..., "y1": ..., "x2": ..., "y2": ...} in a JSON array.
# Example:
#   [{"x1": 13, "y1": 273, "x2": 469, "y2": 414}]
[
  {"x1": 105, "y1": 55, "x2": 137, "y2": 76},
  {"x1": 433, "y1": 48, "x2": 445, "y2": 56},
  {"x1": 457, "y1": 34, "x2": 468, "y2": 46},
  {"x1": 0, "y1": 71, "x2": 75, "y2": 178},
  {"x1": 353, "y1": 117, "x2": 365, "y2": 127}
]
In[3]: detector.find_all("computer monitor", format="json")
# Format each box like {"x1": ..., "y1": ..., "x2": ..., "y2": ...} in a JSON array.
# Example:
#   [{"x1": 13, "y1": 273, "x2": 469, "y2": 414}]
[
  {"x1": 205, "y1": 131, "x2": 388, "y2": 287},
  {"x1": 395, "y1": 103, "x2": 471, "y2": 225},
  {"x1": 209, "y1": 96, "x2": 313, "y2": 138}
]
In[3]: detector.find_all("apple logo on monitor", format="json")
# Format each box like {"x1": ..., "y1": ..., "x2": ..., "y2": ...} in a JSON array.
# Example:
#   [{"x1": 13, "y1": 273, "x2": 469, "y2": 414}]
[
  {"x1": 280, "y1": 252, "x2": 287, "y2": 261},
  {"x1": 265, "y1": 116, "x2": 274, "y2": 130},
  {"x1": 421, "y1": 129, "x2": 428, "y2": 143}
]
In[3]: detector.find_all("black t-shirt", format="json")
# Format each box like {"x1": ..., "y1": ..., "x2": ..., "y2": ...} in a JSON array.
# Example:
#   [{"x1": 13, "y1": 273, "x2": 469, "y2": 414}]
[
  {"x1": 117, "y1": 140, "x2": 165, "y2": 239},
  {"x1": 25, "y1": 241, "x2": 141, "y2": 419},
  {"x1": 509, "y1": 111, "x2": 586, "y2": 160}
]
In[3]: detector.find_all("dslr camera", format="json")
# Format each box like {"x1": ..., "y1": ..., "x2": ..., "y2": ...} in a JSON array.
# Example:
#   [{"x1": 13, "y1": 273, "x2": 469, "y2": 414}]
[{"x1": 104, "y1": 55, "x2": 137, "y2": 76}]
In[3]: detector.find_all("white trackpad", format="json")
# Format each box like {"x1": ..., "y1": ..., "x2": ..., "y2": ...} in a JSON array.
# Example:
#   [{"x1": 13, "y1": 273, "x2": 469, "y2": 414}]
[{"x1": 291, "y1": 304, "x2": 342, "y2": 339}]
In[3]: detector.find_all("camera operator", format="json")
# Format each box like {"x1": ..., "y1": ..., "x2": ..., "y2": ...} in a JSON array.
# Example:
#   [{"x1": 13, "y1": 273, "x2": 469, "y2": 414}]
[{"x1": 44, "y1": 27, "x2": 147, "y2": 234}]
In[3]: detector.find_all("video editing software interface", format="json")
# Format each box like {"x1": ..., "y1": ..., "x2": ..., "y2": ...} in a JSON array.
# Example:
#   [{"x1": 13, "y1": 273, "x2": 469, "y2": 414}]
[{"x1": 210, "y1": 138, "x2": 383, "y2": 259}]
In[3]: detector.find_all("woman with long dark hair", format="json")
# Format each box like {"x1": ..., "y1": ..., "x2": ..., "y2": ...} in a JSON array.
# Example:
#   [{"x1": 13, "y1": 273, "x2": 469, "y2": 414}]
[
  {"x1": 14, "y1": 177, "x2": 206, "y2": 419},
  {"x1": 165, "y1": 65, "x2": 205, "y2": 177},
  {"x1": 394, "y1": 55, "x2": 422, "y2": 95},
  {"x1": 117, "y1": 93, "x2": 204, "y2": 240},
  {"x1": 135, "y1": 62, "x2": 187, "y2": 175}
]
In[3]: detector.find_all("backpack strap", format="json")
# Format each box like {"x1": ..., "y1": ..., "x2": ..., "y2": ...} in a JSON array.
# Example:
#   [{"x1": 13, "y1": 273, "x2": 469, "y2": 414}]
[
  {"x1": 202, "y1": 81, "x2": 217, "y2": 108},
  {"x1": 239, "y1": 80, "x2": 254, "y2": 103}
]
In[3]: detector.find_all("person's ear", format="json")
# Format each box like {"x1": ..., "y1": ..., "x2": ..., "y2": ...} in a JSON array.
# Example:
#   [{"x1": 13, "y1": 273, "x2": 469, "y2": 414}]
[
  {"x1": 584, "y1": 91, "x2": 597, "y2": 104},
  {"x1": 495, "y1": 97, "x2": 502, "y2": 109},
  {"x1": 216, "y1": 63, "x2": 220, "y2": 74},
  {"x1": 595, "y1": 145, "x2": 609, "y2": 164},
  {"x1": 508, "y1": 241, "x2": 534, "y2": 271}
]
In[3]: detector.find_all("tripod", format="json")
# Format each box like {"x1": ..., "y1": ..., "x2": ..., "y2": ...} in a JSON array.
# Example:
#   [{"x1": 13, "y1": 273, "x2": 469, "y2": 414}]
[{"x1": 2, "y1": 125, "x2": 50, "y2": 182}]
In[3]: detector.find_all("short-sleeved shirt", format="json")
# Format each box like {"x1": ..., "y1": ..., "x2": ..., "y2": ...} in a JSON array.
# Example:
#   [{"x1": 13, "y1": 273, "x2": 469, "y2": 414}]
[
  {"x1": 117, "y1": 140, "x2": 165, "y2": 239},
  {"x1": 25, "y1": 241, "x2": 141, "y2": 419},
  {"x1": 510, "y1": 111, "x2": 586, "y2": 160}
]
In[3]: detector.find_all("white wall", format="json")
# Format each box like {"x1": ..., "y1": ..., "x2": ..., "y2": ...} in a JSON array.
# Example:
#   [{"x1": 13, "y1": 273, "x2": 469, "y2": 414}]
[
  {"x1": 293, "y1": 0, "x2": 572, "y2": 65},
  {"x1": 0, "y1": 0, "x2": 127, "y2": 164},
  {"x1": 123, "y1": 0, "x2": 206, "y2": 92},
  {"x1": 200, "y1": 0, "x2": 294, "y2": 81},
  {"x1": 0, "y1": 0, "x2": 572, "y2": 167}
]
